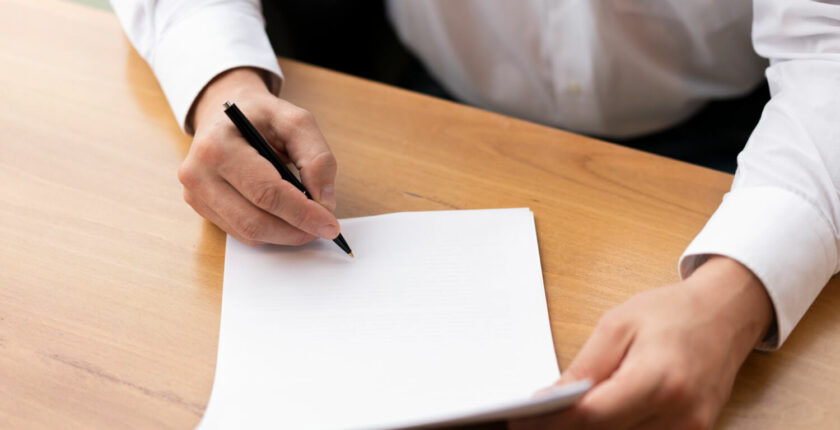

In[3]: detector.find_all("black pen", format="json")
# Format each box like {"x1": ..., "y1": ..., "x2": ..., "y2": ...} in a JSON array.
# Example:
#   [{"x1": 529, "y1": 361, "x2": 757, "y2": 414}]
[{"x1": 223, "y1": 101, "x2": 353, "y2": 257}]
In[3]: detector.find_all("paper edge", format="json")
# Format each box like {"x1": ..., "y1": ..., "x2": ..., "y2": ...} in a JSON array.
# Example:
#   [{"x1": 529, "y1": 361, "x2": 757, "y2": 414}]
[{"x1": 394, "y1": 380, "x2": 592, "y2": 429}]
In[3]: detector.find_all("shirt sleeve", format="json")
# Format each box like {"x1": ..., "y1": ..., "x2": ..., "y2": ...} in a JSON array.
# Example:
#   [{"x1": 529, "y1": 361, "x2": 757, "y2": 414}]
[
  {"x1": 110, "y1": 0, "x2": 283, "y2": 134},
  {"x1": 679, "y1": 0, "x2": 840, "y2": 350}
]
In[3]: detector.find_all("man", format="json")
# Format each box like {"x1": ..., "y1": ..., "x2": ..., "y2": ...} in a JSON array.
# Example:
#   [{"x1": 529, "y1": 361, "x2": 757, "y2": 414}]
[{"x1": 112, "y1": 1, "x2": 840, "y2": 428}]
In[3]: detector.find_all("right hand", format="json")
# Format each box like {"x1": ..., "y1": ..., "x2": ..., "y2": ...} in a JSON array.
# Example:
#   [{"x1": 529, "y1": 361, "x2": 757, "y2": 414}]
[{"x1": 178, "y1": 67, "x2": 341, "y2": 246}]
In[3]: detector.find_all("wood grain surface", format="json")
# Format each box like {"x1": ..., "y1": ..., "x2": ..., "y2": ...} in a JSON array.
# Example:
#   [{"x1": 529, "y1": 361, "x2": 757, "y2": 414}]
[{"x1": 1, "y1": 0, "x2": 838, "y2": 428}]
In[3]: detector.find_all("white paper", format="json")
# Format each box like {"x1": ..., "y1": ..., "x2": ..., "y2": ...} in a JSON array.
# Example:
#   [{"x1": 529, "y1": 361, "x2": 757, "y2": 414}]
[{"x1": 199, "y1": 208, "x2": 587, "y2": 429}]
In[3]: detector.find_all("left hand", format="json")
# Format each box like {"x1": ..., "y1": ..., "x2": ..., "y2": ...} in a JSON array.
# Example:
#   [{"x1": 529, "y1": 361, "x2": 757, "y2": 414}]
[{"x1": 511, "y1": 256, "x2": 773, "y2": 430}]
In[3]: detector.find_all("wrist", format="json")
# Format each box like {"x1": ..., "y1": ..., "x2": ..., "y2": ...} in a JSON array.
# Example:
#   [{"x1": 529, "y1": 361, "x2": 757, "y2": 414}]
[
  {"x1": 190, "y1": 67, "x2": 270, "y2": 132},
  {"x1": 685, "y1": 256, "x2": 774, "y2": 354}
]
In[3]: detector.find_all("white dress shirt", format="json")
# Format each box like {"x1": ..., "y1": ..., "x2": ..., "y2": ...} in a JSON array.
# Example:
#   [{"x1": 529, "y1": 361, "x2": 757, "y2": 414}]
[{"x1": 111, "y1": 0, "x2": 840, "y2": 349}]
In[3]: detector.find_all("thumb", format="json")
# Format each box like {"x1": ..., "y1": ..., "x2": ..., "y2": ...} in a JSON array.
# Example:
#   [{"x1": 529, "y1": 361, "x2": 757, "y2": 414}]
[
  {"x1": 284, "y1": 132, "x2": 337, "y2": 212},
  {"x1": 558, "y1": 314, "x2": 636, "y2": 387},
  {"x1": 298, "y1": 151, "x2": 338, "y2": 212},
  {"x1": 268, "y1": 102, "x2": 338, "y2": 211}
]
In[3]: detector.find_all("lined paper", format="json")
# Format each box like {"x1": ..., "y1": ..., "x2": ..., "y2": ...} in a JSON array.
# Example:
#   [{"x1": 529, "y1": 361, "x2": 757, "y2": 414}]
[{"x1": 199, "y1": 208, "x2": 587, "y2": 429}]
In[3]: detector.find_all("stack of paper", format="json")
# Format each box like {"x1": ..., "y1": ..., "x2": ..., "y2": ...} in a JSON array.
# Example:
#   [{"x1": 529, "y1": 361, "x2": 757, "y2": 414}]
[{"x1": 199, "y1": 208, "x2": 588, "y2": 429}]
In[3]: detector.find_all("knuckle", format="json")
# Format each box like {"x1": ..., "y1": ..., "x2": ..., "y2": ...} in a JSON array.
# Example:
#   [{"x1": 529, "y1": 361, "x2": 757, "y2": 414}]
[
  {"x1": 661, "y1": 369, "x2": 691, "y2": 405},
  {"x1": 310, "y1": 150, "x2": 337, "y2": 172},
  {"x1": 192, "y1": 137, "x2": 225, "y2": 166},
  {"x1": 596, "y1": 309, "x2": 626, "y2": 335},
  {"x1": 287, "y1": 107, "x2": 314, "y2": 128},
  {"x1": 177, "y1": 162, "x2": 200, "y2": 188},
  {"x1": 235, "y1": 218, "x2": 264, "y2": 241},
  {"x1": 253, "y1": 183, "x2": 281, "y2": 211}
]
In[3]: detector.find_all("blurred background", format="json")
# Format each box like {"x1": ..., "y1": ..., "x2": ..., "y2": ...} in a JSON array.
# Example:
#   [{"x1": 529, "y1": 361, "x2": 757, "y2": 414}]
[{"x1": 80, "y1": 0, "x2": 768, "y2": 174}]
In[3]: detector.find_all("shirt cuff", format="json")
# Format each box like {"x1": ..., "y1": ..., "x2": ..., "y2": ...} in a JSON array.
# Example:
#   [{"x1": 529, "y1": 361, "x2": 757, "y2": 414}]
[
  {"x1": 679, "y1": 187, "x2": 837, "y2": 351},
  {"x1": 151, "y1": 4, "x2": 283, "y2": 134}
]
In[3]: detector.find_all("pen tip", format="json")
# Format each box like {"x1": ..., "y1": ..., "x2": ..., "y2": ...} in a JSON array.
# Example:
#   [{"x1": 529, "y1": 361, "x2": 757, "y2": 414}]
[
  {"x1": 223, "y1": 101, "x2": 232, "y2": 109},
  {"x1": 349, "y1": 252, "x2": 355, "y2": 258}
]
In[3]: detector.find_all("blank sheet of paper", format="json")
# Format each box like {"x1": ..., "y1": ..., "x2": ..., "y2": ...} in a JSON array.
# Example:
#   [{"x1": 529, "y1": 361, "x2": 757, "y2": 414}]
[{"x1": 199, "y1": 208, "x2": 573, "y2": 429}]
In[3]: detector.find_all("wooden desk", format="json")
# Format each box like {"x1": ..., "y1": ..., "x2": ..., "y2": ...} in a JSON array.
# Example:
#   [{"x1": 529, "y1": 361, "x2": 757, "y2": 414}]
[{"x1": 2, "y1": 0, "x2": 839, "y2": 428}]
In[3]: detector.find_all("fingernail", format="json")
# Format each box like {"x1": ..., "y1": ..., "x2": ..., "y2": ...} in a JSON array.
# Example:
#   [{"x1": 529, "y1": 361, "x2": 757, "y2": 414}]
[
  {"x1": 318, "y1": 224, "x2": 338, "y2": 239},
  {"x1": 533, "y1": 383, "x2": 561, "y2": 398},
  {"x1": 320, "y1": 185, "x2": 336, "y2": 209}
]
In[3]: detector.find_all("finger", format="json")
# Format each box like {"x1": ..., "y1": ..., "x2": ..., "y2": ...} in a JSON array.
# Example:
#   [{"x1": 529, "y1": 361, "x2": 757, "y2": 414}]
[
  {"x1": 560, "y1": 311, "x2": 636, "y2": 385},
  {"x1": 572, "y1": 352, "x2": 662, "y2": 429},
  {"x1": 298, "y1": 150, "x2": 337, "y2": 212},
  {"x1": 216, "y1": 138, "x2": 340, "y2": 239},
  {"x1": 195, "y1": 176, "x2": 317, "y2": 246},
  {"x1": 267, "y1": 103, "x2": 337, "y2": 210},
  {"x1": 514, "y1": 312, "x2": 638, "y2": 430},
  {"x1": 185, "y1": 190, "x2": 258, "y2": 245}
]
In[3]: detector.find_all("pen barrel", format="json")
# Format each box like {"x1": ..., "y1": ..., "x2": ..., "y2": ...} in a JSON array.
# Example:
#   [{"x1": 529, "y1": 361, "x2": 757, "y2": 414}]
[
  {"x1": 224, "y1": 102, "x2": 352, "y2": 256},
  {"x1": 332, "y1": 234, "x2": 352, "y2": 255},
  {"x1": 223, "y1": 104, "x2": 308, "y2": 195}
]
